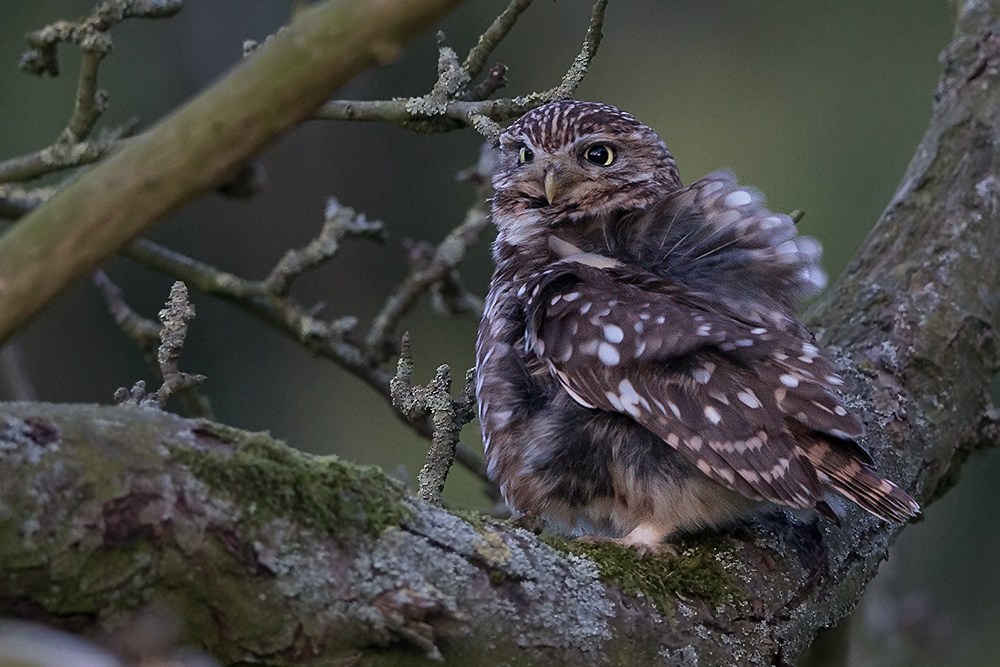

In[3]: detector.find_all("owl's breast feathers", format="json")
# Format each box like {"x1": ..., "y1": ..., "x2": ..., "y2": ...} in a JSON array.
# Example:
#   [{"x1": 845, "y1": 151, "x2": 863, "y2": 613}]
[{"x1": 477, "y1": 169, "x2": 919, "y2": 538}]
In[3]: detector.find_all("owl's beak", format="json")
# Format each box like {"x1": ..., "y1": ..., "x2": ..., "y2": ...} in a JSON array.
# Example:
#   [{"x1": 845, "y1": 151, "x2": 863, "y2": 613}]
[
  {"x1": 544, "y1": 169, "x2": 560, "y2": 205},
  {"x1": 543, "y1": 164, "x2": 581, "y2": 205}
]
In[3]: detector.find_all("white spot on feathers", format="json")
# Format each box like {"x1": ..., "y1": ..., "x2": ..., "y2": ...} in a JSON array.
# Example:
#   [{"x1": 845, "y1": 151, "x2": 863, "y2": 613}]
[
  {"x1": 603, "y1": 324, "x2": 624, "y2": 343},
  {"x1": 704, "y1": 406, "x2": 722, "y2": 425},
  {"x1": 724, "y1": 190, "x2": 752, "y2": 207},
  {"x1": 737, "y1": 390, "x2": 761, "y2": 408},
  {"x1": 598, "y1": 342, "x2": 620, "y2": 366},
  {"x1": 617, "y1": 379, "x2": 650, "y2": 417},
  {"x1": 779, "y1": 374, "x2": 800, "y2": 387}
]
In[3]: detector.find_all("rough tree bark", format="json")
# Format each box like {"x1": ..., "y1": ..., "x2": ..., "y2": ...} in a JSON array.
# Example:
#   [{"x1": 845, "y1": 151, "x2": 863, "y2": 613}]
[{"x1": 2, "y1": 2, "x2": 999, "y2": 666}]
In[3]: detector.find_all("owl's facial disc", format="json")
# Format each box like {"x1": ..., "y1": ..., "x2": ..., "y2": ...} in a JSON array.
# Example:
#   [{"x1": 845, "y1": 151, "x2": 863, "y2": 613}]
[{"x1": 503, "y1": 142, "x2": 614, "y2": 209}]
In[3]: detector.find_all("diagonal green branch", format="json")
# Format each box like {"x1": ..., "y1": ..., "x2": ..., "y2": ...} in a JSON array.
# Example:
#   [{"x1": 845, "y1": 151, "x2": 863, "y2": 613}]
[{"x1": 0, "y1": 0, "x2": 462, "y2": 347}]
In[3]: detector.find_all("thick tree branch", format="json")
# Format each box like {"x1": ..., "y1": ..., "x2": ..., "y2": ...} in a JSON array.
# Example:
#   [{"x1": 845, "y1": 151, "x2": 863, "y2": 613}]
[{"x1": 0, "y1": 0, "x2": 462, "y2": 346}]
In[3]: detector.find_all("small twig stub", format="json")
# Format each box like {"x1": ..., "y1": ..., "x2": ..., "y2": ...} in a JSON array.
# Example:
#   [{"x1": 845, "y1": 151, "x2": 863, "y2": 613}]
[
  {"x1": 390, "y1": 334, "x2": 477, "y2": 506},
  {"x1": 110, "y1": 280, "x2": 210, "y2": 416}
]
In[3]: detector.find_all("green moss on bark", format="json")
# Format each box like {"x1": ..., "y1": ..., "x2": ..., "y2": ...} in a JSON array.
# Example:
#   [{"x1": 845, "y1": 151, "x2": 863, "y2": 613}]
[
  {"x1": 170, "y1": 423, "x2": 409, "y2": 541},
  {"x1": 542, "y1": 535, "x2": 745, "y2": 612}
]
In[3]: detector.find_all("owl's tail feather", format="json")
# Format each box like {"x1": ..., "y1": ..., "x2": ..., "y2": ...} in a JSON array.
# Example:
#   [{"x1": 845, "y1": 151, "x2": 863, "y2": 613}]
[{"x1": 806, "y1": 441, "x2": 920, "y2": 523}]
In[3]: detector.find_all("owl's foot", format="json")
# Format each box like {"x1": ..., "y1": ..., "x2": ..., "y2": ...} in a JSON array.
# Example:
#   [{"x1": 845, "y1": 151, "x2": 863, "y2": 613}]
[{"x1": 576, "y1": 523, "x2": 676, "y2": 559}]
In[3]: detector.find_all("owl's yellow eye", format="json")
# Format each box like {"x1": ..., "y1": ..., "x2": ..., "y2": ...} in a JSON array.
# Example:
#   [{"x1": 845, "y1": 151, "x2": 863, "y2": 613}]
[
  {"x1": 584, "y1": 144, "x2": 614, "y2": 166},
  {"x1": 518, "y1": 145, "x2": 534, "y2": 164}
]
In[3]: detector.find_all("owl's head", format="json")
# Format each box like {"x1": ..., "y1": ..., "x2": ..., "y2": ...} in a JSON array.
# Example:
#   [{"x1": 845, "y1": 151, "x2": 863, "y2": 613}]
[{"x1": 492, "y1": 101, "x2": 682, "y2": 241}]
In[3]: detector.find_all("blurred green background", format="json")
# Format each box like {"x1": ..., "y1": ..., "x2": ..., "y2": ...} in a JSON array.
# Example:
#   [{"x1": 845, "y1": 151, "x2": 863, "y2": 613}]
[{"x1": 1, "y1": 1, "x2": 996, "y2": 665}]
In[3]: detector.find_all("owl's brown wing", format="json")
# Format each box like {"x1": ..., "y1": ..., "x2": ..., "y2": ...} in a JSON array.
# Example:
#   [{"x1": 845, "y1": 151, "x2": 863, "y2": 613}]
[
  {"x1": 523, "y1": 263, "x2": 918, "y2": 521},
  {"x1": 622, "y1": 170, "x2": 827, "y2": 322}
]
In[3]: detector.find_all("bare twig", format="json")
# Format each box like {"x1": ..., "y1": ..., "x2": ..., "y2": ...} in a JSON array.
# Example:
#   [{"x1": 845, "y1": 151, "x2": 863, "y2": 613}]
[
  {"x1": 19, "y1": 0, "x2": 184, "y2": 77},
  {"x1": 2, "y1": 0, "x2": 181, "y2": 184},
  {"x1": 462, "y1": 0, "x2": 534, "y2": 80},
  {"x1": 365, "y1": 144, "x2": 496, "y2": 360},
  {"x1": 0, "y1": 128, "x2": 133, "y2": 185},
  {"x1": 265, "y1": 198, "x2": 386, "y2": 297},
  {"x1": 314, "y1": 0, "x2": 610, "y2": 141},
  {"x1": 93, "y1": 271, "x2": 161, "y2": 357},
  {"x1": 112, "y1": 281, "x2": 208, "y2": 412},
  {"x1": 314, "y1": 98, "x2": 535, "y2": 133},
  {"x1": 93, "y1": 271, "x2": 213, "y2": 418},
  {"x1": 123, "y1": 239, "x2": 370, "y2": 371},
  {"x1": 547, "y1": 0, "x2": 608, "y2": 100},
  {"x1": 391, "y1": 334, "x2": 477, "y2": 505},
  {"x1": 0, "y1": 343, "x2": 37, "y2": 401},
  {"x1": 366, "y1": 202, "x2": 490, "y2": 361},
  {"x1": 464, "y1": 63, "x2": 508, "y2": 102},
  {"x1": 0, "y1": 185, "x2": 56, "y2": 220},
  {"x1": 122, "y1": 236, "x2": 491, "y2": 486},
  {"x1": 154, "y1": 282, "x2": 205, "y2": 404},
  {"x1": 406, "y1": 33, "x2": 471, "y2": 116},
  {"x1": 65, "y1": 50, "x2": 107, "y2": 143}
]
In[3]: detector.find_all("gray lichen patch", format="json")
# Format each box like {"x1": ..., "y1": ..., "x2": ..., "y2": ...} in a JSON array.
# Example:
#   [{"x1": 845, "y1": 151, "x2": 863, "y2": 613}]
[
  {"x1": 344, "y1": 505, "x2": 616, "y2": 662},
  {"x1": 0, "y1": 416, "x2": 61, "y2": 465},
  {"x1": 169, "y1": 422, "x2": 409, "y2": 541}
]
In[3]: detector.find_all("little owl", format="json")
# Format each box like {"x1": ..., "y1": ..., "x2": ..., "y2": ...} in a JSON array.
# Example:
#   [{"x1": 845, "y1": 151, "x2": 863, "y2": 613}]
[{"x1": 476, "y1": 100, "x2": 919, "y2": 552}]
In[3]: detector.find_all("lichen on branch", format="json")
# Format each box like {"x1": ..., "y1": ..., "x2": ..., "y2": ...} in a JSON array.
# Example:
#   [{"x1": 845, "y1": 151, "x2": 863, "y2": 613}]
[{"x1": 391, "y1": 334, "x2": 477, "y2": 506}]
